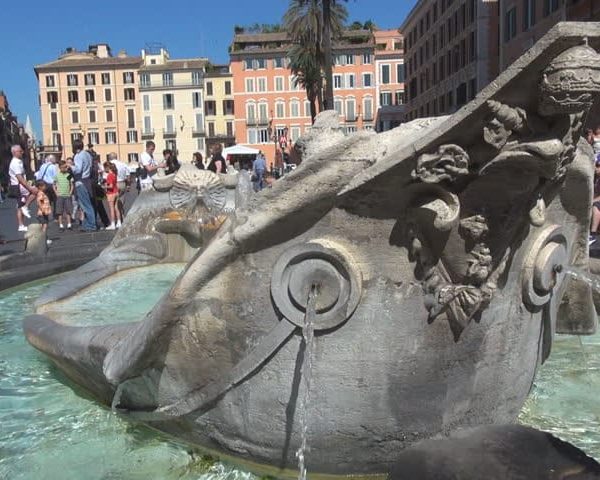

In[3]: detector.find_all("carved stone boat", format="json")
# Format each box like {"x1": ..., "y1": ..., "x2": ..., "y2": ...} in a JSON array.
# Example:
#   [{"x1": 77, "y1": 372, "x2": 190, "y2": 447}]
[{"x1": 24, "y1": 23, "x2": 600, "y2": 478}]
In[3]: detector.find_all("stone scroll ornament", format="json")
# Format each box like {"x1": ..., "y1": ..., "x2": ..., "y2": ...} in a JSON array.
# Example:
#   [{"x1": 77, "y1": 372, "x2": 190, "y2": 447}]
[{"x1": 408, "y1": 41, "x2": 600, "y2": 342}]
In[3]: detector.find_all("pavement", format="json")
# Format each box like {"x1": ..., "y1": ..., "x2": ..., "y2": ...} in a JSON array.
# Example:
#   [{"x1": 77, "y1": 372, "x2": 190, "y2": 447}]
[{"x1": 0, "y1": 190, "x2": 140, "y2": 290}]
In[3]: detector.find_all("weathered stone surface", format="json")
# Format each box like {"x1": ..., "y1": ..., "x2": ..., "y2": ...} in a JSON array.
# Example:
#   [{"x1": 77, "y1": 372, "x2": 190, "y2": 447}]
[{"x1": 23, "y1": 23, "x2": 600, "y2": 477}]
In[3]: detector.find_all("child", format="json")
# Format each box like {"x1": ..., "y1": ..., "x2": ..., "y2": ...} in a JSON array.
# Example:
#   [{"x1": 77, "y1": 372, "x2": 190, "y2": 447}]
[
  {"x1": 103, "y1": 162, "x2": 121, "y2": 230},
  {"x1": 36, "y1": 181, "x2": 52, "y2": 244},
  {"x1": 54, "y1": 161, "x2": 74, "y2": 231}
]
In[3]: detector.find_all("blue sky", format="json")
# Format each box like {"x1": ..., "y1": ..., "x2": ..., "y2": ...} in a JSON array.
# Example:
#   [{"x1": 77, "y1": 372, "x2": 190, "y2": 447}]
[{"x1": 1, "y1": 0, "x2": 416, "y2": 139}]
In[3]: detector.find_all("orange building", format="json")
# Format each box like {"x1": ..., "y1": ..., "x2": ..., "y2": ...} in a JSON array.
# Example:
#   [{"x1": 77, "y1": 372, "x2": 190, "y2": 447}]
[
  {"x1": 35, "y1": 44, "x2": 143, "y2": 163},
  {"x1": 230, "y1": 30, "x2": 398, "y2": 166},
  {"x1": 374, "y1": 29, "x2": 406, "y2": 131}
]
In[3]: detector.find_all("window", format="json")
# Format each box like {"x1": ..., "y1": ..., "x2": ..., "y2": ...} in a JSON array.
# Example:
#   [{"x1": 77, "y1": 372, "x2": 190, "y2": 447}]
[
  {"x1": 89, "y1": 110, "x2": 96, "y2": 123},
  {"x1": 273, "y1": 57, "x2": 284, "y2": 68},
  {"x1": 245, "y1": 78, "x2": 255, "y2": 93},
  {"x1": 223, "y1": 99, "x2": 234, "y2": 115},
  {"x1": 345, "y1": 98, "x2": 356, "y2": 121},
  {"x1": 88, "y1": 131, "x2": 99, "y2": 145},
  {"x1": 258, "y1": 102, "x2": 268, "y2": 122},
  {"x1": 162, "y1": 72, "x2": 173, "y2": 87},
  {"x1": 275, "y1": 76, "x2": 284, "y2": 91},
  {"x1": 192, "y1": 71, "x2": 203, "y2": 86},
  {"x1": 523, "y1": 0, "x2": 536, "y2": 30},
  {"x1": 104, "y1": 88, "x2": 112, "y2": 101},
  {"x1": 124, "y1": 88, "x2": 135, "y2": 101},
  {"x1": 68, "y1": 90, "x2": 79, "y2": 103},
  {"x1": 105, "y1": 130, "x2": 117, "y2": 144},
  {"x1": 290, "y1": 100, "x2": 300, "y2": 118},
  {"x1": 193, "y1": 91, "x2": 202, "y2": 109},
  {"x1": 257, "y1": 77, "x2": 267, "y2": 92},
  {"x1": 67, "y1": 74, "x2": 78, "y2": 86},
  {"x1": 362, "y1": 73, "x2": 372, "y2": 87},
  {"x1": 205, "y1": 100, "x2": 216, "y2": 115},
  {"x1": 45, "y1": 75, "x2": 55, "y2": 87},
  {"x1": 127, "y1": 130, "x2": 138, "y2": 143},
  {"x1": 106, "y1": 109, "x2": 113, "y2": 122},
  {"x1": 395, "y1": 91, "x2": 405, "y2": 105},
  {"x1": 143, "y1": 94, "x2": 150, "y2": 112},
  {"x1": 226, "y1": 121, "x2": 233, "y2": 137},
  {"x1": 127, "y1": 108, "x2": 135, "y2": 129},
  {"x1": 123, "y1": 72, "x2": 135, "y2": 84},
  {"x1": 163, "y1": 93, "x2": 175, "y2": 110},
  {"x1": 195, "y1": 113, "x2": 204, "y2": 133},
  {"x1": 101, "y1": 73, "x2": 110, "y2": 85},
  {"x1": 544, "y1": 0, "x2": 559, "y2": 16},
  {"x1": 504, "y1": 7, "x2": 517, "y2": 42},
  {"x1": 333, "y1": 74, "x2": 343, "y2": 89},
  {"x1": 71, "y1": 110, "x2": 79, "y2": 124},
  {"x1": 140, "y1": 73, "x2": 151, "y2": 87},
  {"x1": 144, "y1": 116, "x2": 152, "y2": 134},
  {"x1": 334, "y1": 97, "x2": 343, "y2": 116},
  {"x1": 275, "y1": 101, "x2": 285, "y2": 118},
  {"x1": 208, "y1": 122, "x2": 215, "y2": 137},
  {"x1": 363, "y1": 97, "x2": 373, "y2": 121},
  {"x1": 84, "y1": 73, "x2": 96, "y2": 86},
  {"x1": 206, "y1": 81, "x2": 213, "y2": 96},
  {"x1": 380, "y1": 64, "x2": 390, "y2": 84},
  {"x1": 47, "y1": 91, "x2": 58, "y2": 105},
  {"x1": 346, "y1": 74, "x2": 355, "y2": 89},
  {"x1": 85, "y1": 89, "x2": 95, "y2": 103},
  {"x1": 362, "y1": 53, "x2": 372, "y2": 64},
  {"x1": 225, "y1": 81, "x2": 232, "y2": 95},
  {"x1": 380, "y1": 92, "x2": 392, "y2": 106},
  {"x1": 246, "y1": 102, "x2": 256, "y2": 121},
  {"x1": 397, "y1": 63, "x2": 405, "y2": 83}
]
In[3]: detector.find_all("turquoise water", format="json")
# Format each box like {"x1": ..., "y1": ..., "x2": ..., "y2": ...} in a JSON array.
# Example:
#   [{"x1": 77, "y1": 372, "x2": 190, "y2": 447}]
[
  {"x1": 0, "y1": 266, "x2": 255, "y2": 480},
  {"x1": 1, "y1": 265, "x2": 599, "y2": 479}
]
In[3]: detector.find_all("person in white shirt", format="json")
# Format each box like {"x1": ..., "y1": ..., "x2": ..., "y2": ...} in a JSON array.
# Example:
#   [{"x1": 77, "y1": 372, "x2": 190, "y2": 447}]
[
  {"x1": 108, "y1": 152, "x2": 130, "y2": 225},
  {"x1": 8, "y1": 145, "x2": 37, "y2": 232},
  {"x1": 139, "y1": 141, "x2": 165, "y2": 191}
]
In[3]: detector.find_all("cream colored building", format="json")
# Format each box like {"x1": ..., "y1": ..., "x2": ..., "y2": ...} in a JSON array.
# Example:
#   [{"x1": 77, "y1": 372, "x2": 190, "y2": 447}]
[
  {"x1": 204, "y1": 65, "x2": 235, "y2": 154},
  {"x1": 35, "y1": 44, "x2": 143, "y2": 163},
  {"x1": 138, "y1": 48, "x2": 208, "y2": 163}
]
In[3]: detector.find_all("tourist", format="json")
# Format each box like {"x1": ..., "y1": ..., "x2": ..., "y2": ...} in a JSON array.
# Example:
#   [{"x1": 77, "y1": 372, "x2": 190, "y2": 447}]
[
  {"x1": 108, "y1": 152, "x2": 129, "y2": 223},
  {"x1": 35, "y1": 154, "x2": 58, "y2": 214},
  {"x1": 252, "y1": 151, "x2": 267, "y2": 192},
  {"x1": 71, "y1": 139, "x2": 96, "y2": 232},
  {"x1": 35, "y1": 180, "x2": 52, "y2": 244},
  {"x1": 54, "y1": 161, "x2": 73, "y2": 231},
  {"x1": 8, "y1": 144, "x2": 37, "y2": 232},
  {"x1": 139, "y1": 141, "x2": 165, "y2": 191},
  {"x1": 103, "y1": 162, "x2": 121, "y2": 230}
]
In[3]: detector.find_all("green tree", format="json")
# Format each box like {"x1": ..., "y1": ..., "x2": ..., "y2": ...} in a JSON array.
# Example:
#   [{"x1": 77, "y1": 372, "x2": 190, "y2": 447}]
[{"x1": 283, "y1": 0, "x2": 347, "y2": 114}]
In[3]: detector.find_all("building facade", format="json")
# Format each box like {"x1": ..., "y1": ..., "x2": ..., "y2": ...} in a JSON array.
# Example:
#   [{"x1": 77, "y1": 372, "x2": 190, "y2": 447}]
[
  {"x1": 138, "y1": 48, "x2": 208, "y2": 163},
  {"x1": 374, "y1": 29, "x2": 406, "y2": 131},
  {"x1": 35, "y1": 44, "x2": 143, "y2": 163},
  {"x1": 402, "y1": 0, "x2": 499, "y2": 120},
  {"x1": 230, "y1": 30, "x2": 393, "y2": 165},
  {"x1": 204, "y1": 65, "x2": 236, "y2": 153}
]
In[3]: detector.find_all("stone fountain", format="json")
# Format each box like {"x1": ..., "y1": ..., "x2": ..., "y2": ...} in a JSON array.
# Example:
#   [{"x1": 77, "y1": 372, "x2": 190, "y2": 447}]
[{"x1": 23, "y1": 23, "x2": 600, "y2": 478}]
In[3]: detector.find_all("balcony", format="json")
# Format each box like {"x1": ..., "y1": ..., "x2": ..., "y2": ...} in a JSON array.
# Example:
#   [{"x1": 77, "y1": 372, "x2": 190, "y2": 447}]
[
  {"x1": 163, "y1": 130, "x2": 177, "y2": 139},
  {"x1": 141, "y1": 129, "x2": 155, "y2": 139},
  {"x1": 192, "y1": 128, "x2": 206, "y2": 137}
]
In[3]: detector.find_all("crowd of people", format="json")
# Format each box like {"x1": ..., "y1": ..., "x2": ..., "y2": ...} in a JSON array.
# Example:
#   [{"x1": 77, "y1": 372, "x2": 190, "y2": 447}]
[{"x1": 4, "y1": 140, "x2": 284, "y2": 242}]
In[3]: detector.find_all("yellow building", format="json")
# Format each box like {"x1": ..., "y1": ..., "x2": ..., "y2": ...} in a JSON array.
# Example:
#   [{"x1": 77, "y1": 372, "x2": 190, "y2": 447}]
[
  {"x1": 35, "y1": 44, "x2": 143, "y2": 163},
  {"x1": 204, "y1": 65, "x2": 235, "y2": 154},
  {"x1": 138, "y1": 48, "x2": 208, "y2": 163}
]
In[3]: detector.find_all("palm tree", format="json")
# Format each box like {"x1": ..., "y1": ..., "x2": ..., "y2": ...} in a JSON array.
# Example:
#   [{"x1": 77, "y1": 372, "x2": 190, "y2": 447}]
[{"x1": 283, "y1": 0, "x2": 347, "y2": 114}]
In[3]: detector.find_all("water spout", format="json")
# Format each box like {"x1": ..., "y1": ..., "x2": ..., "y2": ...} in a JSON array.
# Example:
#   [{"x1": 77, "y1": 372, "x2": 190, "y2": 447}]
[{"x1": 296, "y1": 283, "x2": 319, "y2": 480}]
